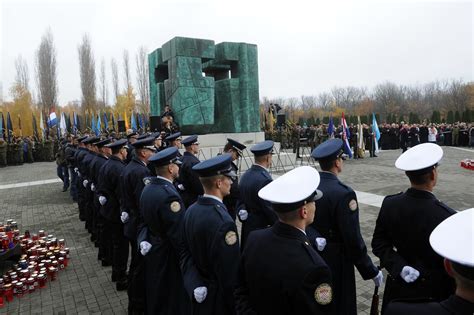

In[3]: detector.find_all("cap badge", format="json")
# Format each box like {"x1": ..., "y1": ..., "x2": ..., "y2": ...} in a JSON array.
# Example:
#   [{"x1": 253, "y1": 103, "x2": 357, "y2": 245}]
[
  {"x1": 225, "y1": 231, "x2": 237, "y2": 246},
  {"x1": 170, "y1": 201, "x2": 181, "y2": 213},
  {"x1": 349, "y1": 199, "x2": 358, "y2": 211},
  {"x1": 314, "y1": 283, "x2": 332, "y2": 305}
]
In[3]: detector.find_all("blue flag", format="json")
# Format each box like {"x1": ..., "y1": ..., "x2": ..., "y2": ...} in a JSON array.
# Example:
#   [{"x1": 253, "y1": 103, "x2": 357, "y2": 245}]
[
  {"x1": 0, "y1": 112, "x2": 4, "y2": 140},
  {"x1": 138, "y1": 113, "x2": 144, "y2": 130},
  {"x1": 372, "y1": 113, "x2": 380, "y2": 152},
  {"x1": 131, "y1": 112, "x2": 137, "y2": 131},
  {"x1": 73, "y1": 112, "x2": 78, "y2": 135},
  {"x1": 91, "y1": 113, "x2": 96, "y2": 134},
  {"x1": 95, "y1": 113, "x2": 101, "y2": 136},
  {"x1": 103, "y1": 113, "x2": 108, "y2": 131}
]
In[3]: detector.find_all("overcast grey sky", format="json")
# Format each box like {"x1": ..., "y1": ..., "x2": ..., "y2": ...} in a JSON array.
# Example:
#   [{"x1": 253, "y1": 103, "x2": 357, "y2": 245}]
[{"x1": 1, "y1": 0, "x2": 472, "y2": 105}]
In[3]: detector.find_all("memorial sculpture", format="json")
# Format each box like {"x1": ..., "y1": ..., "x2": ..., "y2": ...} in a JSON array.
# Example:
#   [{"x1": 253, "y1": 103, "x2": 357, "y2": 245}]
[{"x1": 148, "y1": 37, "x2": 260, "y2": 134}]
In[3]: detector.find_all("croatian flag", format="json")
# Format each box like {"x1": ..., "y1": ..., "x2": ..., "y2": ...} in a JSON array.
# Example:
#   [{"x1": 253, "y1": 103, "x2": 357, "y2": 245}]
[
  {"x1": 341, "y1": 112, "x2": 353, "y2": 158},
  {"x1": 48, "y1": 111, "x2": 57, "y2": 127}
]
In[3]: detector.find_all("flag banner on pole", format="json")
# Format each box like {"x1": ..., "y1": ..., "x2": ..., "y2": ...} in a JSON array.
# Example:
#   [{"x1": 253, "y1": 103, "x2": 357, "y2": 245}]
[
  {"x1": 60, "y1": 112, "x2": 67, "y2": 136},
  {"x1": 131, "y1": 112, "x2": 137, "y2": 131},
  {"x1": 357, "y1": 116, "x2": 365, "y2": 157},
  {"x1": 124, "y1": 111, "x2": 129, "y2": 130},
  {"x1": 341, "y1": 112, "x2": 353, "y2": 158},
  {"x1": 48, "y1": 110, "x2": 57, "y2": 127},
  {"x1": 111, "y1": 113, "x2": 116, "y2": 131},
  {"x1": 328, "y1": 116, "x2": 335, "y2": 139},
  {"x1": 73, "y1": 112, "x2": 78, "y2": 135},
  {"x1": 95, "y1": 112, "x2": 101, "y2": 136},
  {"x1": 372, "y1": 113, "x2": 381, "y2": 153},
  {"x1": 32, "y1": 113, "x2": 39, "y2": 140},
  {"x1": 91, "y1": 112, "x2": 97, "y2": 135},
  {"x1": 39, "y1": 112, "x2": 45, "y2": 140},
  {"x1": 6, "y1": 112, "x2": 13, "y2": 143},
  {"x1": 0, "y1": 112, "x2": 5, "y2": 140},
  {"x1": 103, "y1": 112, "x2": 108, "y2": 131}
]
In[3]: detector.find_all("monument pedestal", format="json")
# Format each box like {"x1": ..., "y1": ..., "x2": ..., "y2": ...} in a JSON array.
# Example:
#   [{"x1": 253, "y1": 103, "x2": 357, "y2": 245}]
[{"x1": 181, "y1": 132, "x2": 297, "y2": 172}]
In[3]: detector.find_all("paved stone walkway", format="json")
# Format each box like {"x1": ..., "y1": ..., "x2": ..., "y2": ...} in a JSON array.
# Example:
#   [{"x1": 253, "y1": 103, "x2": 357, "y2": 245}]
[{"x1": 0, "y1": 146, "x2": 472, "y2": 314}]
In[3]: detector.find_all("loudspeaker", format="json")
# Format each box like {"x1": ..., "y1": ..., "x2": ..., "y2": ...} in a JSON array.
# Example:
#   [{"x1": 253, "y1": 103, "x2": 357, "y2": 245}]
[
  {"x1": 118, "y1": 120, "x2": 126, "y2": 132},
  {"x1": 276, "y1": 113, "x2": 286, "y2": 127},
  {"x1": 149, "y1": 116, "x2": 161, "y2": 132}
]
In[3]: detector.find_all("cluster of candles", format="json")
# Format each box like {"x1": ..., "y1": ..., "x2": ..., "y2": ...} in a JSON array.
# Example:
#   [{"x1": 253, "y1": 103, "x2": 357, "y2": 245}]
[{"x1": 0, "y1": 222, "x2": 70, "y2": 307}]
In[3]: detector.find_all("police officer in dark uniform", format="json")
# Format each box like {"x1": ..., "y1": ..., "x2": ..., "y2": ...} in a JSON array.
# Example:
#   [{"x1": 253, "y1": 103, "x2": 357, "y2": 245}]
[
  {"x1": 235, "y1": 166, "x2": 334, "y2": 315},
  {"x1": 97, "y1": 139, "x2": 129, "y2": 290},
  {"x1": 371, "y1": 143, "x2": 456, "y2": 313},
  {"x1": 140, "y1": 147, "x2": 190, "y2": 315},
  {"x1": 165, "y1": 132, "x2": 182, "y2": 158},
  {"x1": 73, "y1": 135, "x2": 89, "y2": 219},
  {"x1": 125, "y1": 132, "x2": 138, "y2": 164},
  {"x1": 89, "y1": 138, "x2": 112, "y2": 262},
  {"x1": 120, "y1": 137, "x2": 156, "y2": 314},
  {"x1": 179, "y1": 135, "x2": 203, "y2": 207},
  {"x1": 237, "y1": 140, "x2": 277, "y2": 250},
  {"x1": 222, "y1": 138, "x2": 246, "y2": 221},
  {"x1": 65, "y1": 136, "x2": 79, "y2": 201},
  {"x1": 180, "y1": 154, "x2": 240, "y2": 315},
  {"x1": 309, "y1": 139, "x2": 383, "y2": 315},
  {"x1": 385, "y1": 208, "x2": 474, "y2": 315},
  {"x1": 80, "y1": 136, "x2": 101, "y2": 236}
]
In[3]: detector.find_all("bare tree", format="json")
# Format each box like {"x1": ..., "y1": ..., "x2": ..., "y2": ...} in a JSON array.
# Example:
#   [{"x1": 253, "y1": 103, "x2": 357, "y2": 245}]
[
  {"x1": 135, "y1": 46, "x2": 150, "y2": 114},
  {"x1": 35, "y1": 28, "x2": 58, "y2": 113},
  {"x1": 99, "y1": 58, "x2": 107, "y2": 108},
  {"x1": 111, "y1": 58, "x2": 119, "y2": 102},
  {"x1": 15, "y1": 55, "x2": 30, "y2": 91},
  {"x1": 78, "y1": 34, "x2": 97, "y2": 113},
  {"x1": 123, "y1": 49, "x2": 131, "y2": 92}
]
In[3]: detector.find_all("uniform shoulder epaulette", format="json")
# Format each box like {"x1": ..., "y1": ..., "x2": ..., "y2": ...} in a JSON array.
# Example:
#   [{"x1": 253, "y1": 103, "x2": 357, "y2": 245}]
[
  {"x1": 336, "y1": 181, "x2": 351, "y2": 191},
  {"x1": 435, "y1": 200, "x2": 457, "y2": 215},
  {"x1": 385, "y1": 191, "x2": 403, "y2": 199},
  {"x1": 164, "y1": 184, "x2": 179, "y2": 196},
  {"x1": 213, "y1": 203, "x2": 231, "y2": 222}
]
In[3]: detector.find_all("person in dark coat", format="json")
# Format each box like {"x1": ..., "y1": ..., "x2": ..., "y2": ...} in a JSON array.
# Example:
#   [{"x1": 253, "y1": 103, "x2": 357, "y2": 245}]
[
  {"x1": 236, "y1": 140, "x2": 277, "y2": 250},
  {"x1": 180, "y1": 154, "x2": 240, "y2": 315},
  {"x1": 74, "y1": 136, "x2": 91, "y2": 221},
  {"x1": 140, "y1": 147, "x2": 191, "y2": 315},
  {"x1": 399, "y1": 124, "x2": 409, "y2": 152},
  {"x1": 179, "y1": 135, "x2": 203, "y2": 207},
  {"x1": 235, "y1": 166, "x2": 334, "y2": 315},
  {"x1": 222, "y1": 138, "x2": 246, "y2": 221},
  {"x1": 125, "y1": 131, "x2": 138, "y2": 164},
  {"x1": 309, "y1": 139, "x2": 383, "y2": 315},
  {"x1": 120, "y1": 137, "x2": 156, "y2": 314},
  {"x1": 385, "y1": 208, "x2": 474, "y2": 315},
  {"x1": 371, "y1": 143, "x2": 456, "y2": 313},
  {"x1": 419, "y1": 123, "x2": 429, "y2": 143},
  {"x1": 97, "y1": 139, "x2": 129, "y2": 291},
  {"x1": 89, "y1": 138, "x2": 112, "y2": 263}
]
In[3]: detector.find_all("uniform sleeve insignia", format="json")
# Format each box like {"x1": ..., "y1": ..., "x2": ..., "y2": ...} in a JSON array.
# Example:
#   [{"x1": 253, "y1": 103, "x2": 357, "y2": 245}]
[
  {"x1": 225, "y1": 231, "x2": 237, "y2": 246},
  {"x1": 314, "y1": 283, "x2": 332, "y2": 305},
  {"x1": 170, "y1": 201, "x2": 181, "y2": 213},
  {"x1": 143, "y1": 178, "x2": 151, "y2": 185},
  {"x1": 349, "y1": 199, "x2": 358, "y2": 211}
]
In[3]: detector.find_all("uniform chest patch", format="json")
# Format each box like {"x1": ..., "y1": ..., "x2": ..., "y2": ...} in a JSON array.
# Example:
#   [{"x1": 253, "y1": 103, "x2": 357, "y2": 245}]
[
  {"x1": 349, "y1": 199, "x2": 358, "y2": 211},
  {"x1": 170, "y1": 201, "x2": 181, "y2": 212},
  {"x1": 225, "y1": 231, "x2": 237, "y2": 245},
  {"x1": 314, "y1": 283, "x2": 332, "y2": 305},
  {"x1": 144, "y1": 178, "x2": 151, "y2": 185}
]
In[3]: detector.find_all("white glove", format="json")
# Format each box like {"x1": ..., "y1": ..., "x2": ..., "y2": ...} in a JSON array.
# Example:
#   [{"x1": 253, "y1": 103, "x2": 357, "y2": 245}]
[
  {"x1": 177, "y1": 184, "x2": 185, "y2": 191},
  {"x1": 83, "y1": 179, "x2": 88, "y2": 188},
  {"x1": 99, "y1": 196, "x2": 107, "y2": 205},
  {"x1": 372, "y1": 270, "x2": 384, "y2": 287},
  {"x1": 120, "y1": 212, "x2": 129, "y2": 223},
  {"x1": 315, "y1": 237, "x2": 327, "y2": 251},
  {"x1": 400, "y1": 266, "x2": 420, "y2": 283},
  {"x1": 91, "y1": 183, "x2": 96, "y2": 191},
  {"x1": 238, "y1": 209, "x2": 248, "y2": 221},
  {"x1": 74, "y1": 167, "x2": 78, "y2": 173},
  {"x1": 140, "y1": 241, "x2": 152, "y2": 256},
  {"x1": 77, "y1": 171, "x2": 81, "y2": 177},
  {"x1": 193, "y1": 286, "x2": 208, "y2": 303}
]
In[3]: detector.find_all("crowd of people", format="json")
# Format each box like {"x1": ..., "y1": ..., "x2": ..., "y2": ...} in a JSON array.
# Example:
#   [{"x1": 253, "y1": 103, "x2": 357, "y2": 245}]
[
  {"x1": 49, "y1": 123, "x2": 473, "y2": 315},
  {"x1": 272, "y1": 121, "x2": 474, "y2": 158}
]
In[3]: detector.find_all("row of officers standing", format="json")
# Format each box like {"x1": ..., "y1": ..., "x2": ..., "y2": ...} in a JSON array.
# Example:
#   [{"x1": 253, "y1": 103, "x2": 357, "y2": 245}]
[{"x1": 65, "y1": 130, "x2": 473, "y2": 315}]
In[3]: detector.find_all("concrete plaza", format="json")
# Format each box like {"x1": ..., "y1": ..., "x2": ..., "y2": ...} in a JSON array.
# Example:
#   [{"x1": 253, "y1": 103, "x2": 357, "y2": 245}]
[{"x1": 0, "y1": 146, "x2": 472, "y2": 314}]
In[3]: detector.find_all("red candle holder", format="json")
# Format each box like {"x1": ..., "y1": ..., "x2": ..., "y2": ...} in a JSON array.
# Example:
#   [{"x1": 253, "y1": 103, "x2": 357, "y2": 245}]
[
  {"x1": 4, "y1": 284, "x2": 13, "y2": 302},
  {"x1": 27, "y1": 278, "x2": 35, "y2": 293},
  {"x1": 38, "y1": 274, "x2": 47, "y2": 288},
  {"x1": 47, "y1": 267, "x2": 57, "y2": 281}
]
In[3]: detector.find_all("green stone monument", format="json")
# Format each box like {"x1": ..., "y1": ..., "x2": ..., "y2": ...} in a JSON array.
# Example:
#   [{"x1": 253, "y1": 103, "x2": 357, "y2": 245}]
[{"x1": 148, "y1": 37, "x2": 260, "y2": 134}]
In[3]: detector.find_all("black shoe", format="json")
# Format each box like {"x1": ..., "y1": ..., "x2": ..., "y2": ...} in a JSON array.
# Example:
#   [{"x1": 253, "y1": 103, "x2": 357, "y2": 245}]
[
  {"x1": 116, "y1": 279, "x2": 128, "y2": 291},
  {"x1": 373, "y1": 155, "x2": 378, "y2": 157},
  {"x1": 101, "y1": 260, "x2": 112, "y2": 267}
]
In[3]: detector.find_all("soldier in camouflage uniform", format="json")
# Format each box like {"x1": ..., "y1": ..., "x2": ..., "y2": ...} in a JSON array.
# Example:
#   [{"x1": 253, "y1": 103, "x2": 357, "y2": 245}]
[{"x1": 0, "y1": 138, "x2": 7, "y2": 167}]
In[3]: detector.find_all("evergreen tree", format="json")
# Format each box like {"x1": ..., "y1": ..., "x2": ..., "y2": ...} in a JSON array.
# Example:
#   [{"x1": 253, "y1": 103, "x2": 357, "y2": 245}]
[
  {"x1": 316, "y1": 117, "x2": 321, "y2": 125},
  {"x1": 322, "y1": 116, "x2": 329, "y2": 124},
  {"x1": 447, "y1": 110, "x2": 454, "y2": 124},
  {"x1": 454, "y1": 110, "x2": 461, "y2": 122}
]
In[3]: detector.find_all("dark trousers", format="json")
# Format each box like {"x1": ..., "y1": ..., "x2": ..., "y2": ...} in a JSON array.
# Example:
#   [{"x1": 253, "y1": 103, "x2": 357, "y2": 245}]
[
  {"x1": 110, "y1": 221, "x2": 129, "y2": 279},
  {"x1": 77, "y1": 178, "x2": 87, "y2": 221},
  {"x1": 128, "y1": 240, "x2": 145, "y2": 314},
  {"x1": 69, "y1": 167, "x2": 78, "y2": 200},
  {"x1": 57, "y1": 165, "x2": 69, "y2": 189}
]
